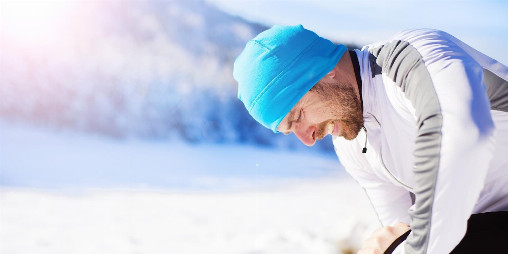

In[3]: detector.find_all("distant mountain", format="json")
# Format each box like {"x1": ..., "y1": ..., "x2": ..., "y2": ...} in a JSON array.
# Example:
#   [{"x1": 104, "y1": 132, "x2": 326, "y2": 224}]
[{"x1": 0, "y1": 0, "x2": 334, "y2": 152}]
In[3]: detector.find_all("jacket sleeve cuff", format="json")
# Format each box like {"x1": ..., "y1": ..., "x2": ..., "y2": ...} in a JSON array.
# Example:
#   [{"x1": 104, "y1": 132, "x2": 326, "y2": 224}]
[{"x1": 392, "y1": 242, "x2": 405, "y2": 254}]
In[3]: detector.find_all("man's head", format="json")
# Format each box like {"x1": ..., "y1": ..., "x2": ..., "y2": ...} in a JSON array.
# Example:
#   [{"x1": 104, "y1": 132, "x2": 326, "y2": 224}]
[
  {"x1": 276, "y1": 71, "x2": 364, "y2": 146},
  {"x1": 234, "y1": 24, "x2": 363, "y2": 146}
]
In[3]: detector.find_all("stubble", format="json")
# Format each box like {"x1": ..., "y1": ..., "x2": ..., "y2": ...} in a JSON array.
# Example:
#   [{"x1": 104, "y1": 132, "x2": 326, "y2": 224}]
[{"x1": 311, "y1": 80, "x2": 363, "y2": 140}]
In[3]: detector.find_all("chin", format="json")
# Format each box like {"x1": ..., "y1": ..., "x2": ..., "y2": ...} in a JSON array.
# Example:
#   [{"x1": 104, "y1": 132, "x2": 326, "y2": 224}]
[{"x1": 342, "y1": 129, "x2": 361, "y2": 140}]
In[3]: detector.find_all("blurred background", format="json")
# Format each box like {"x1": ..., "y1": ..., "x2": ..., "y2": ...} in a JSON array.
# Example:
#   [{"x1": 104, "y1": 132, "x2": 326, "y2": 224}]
[{"x1": 1, "y1": 0, "x2": 506, "y2": 253}]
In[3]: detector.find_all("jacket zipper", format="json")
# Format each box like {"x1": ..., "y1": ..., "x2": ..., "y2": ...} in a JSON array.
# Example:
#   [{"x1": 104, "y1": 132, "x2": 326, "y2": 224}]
[
  {"x1": 379, "y1": 150, "x2": 413, "y2": 191},
  {"x1": 366, "y1": 112, "x2": 414, "y2": 191}
]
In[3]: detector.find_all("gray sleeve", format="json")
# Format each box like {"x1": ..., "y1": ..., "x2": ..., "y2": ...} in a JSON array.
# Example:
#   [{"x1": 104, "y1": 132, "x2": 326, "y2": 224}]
[{"x1": 371, "y1": 40, "x2": 443, "y2": 254}]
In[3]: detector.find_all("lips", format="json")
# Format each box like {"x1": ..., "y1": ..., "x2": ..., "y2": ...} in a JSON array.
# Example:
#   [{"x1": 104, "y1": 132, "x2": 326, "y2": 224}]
[
  {"x1": 327, "y1": 121, "x2": 334, "y2": 136},
  {"x1": 326, "y1": 121, "x2": 340, "y2": 137},
  {"x1": 333, "y1": 121, "x2": 339, "y2": 136},
  {"x1": 316, "y1": 121, "x2": 339, "y2": 140}
]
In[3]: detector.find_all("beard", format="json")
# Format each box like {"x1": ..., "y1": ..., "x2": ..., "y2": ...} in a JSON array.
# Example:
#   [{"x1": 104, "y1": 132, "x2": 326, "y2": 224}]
[{"x1": 312, "y1": 80, "x2": 363, "y2": 140}]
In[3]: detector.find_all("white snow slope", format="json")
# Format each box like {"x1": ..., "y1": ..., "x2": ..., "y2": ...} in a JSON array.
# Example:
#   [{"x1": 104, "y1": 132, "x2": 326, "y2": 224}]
[{"x1": 0, "y1": 124, "x2": 380, "y2": 254}]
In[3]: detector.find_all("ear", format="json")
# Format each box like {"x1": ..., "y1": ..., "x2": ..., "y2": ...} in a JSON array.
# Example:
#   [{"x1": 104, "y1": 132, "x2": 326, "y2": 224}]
[{"x1": 324, "y1": 67, "x2": 336, "y2": 79}]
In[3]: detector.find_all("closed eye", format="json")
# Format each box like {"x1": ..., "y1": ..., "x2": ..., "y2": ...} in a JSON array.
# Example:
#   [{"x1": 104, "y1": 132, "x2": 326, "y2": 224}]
[
  {"x1": 296, "y1": 108, "x2": 303, "y2": 123},
  {"x1": 284, "y1": 108, "x2": 303, "y2": 134}
]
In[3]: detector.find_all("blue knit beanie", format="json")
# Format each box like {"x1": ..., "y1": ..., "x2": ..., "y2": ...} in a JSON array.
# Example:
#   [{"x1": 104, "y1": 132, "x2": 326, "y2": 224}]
[{"x1": 234, "y1": 24, "x2": 347, "y2": 132}]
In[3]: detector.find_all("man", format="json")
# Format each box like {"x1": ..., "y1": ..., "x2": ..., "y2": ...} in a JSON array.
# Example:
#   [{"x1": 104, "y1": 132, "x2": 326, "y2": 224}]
[{"x1": 233, "y1": 25, "x2": 508, "y2": 254}]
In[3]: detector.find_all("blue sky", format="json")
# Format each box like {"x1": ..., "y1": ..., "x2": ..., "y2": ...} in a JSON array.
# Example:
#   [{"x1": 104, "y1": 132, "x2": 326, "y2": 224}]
[{"x1": 207, "y1": 0, "x2": 508, "y2": 65}]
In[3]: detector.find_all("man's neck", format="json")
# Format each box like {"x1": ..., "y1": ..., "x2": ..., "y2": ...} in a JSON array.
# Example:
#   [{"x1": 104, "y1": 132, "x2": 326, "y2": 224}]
[{"x1": 349, "y1": 50, "x2": 363, "y2": 112}]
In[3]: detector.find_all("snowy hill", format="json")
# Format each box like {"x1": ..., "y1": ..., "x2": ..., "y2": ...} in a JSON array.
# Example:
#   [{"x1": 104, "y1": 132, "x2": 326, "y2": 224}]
[{"x1": 1, "y1": 0, "x2": 337, "y2": 151}]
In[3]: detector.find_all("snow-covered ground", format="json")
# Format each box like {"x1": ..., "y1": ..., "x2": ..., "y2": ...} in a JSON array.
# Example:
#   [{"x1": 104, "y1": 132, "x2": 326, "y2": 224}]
[
  {"x1": 0, "y1": 180, "x2": 380, "y2": 254},
  {"x1": 0, "y1": 124, "x2": 380, "y2": 254}
]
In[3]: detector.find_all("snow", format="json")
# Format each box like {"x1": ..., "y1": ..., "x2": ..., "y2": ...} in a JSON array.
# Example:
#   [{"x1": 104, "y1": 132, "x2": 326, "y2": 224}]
[
  {"x1": 0, "y1": 124, "x2": 338, "y2": 190},
  {"x1": 0, "y1": 1, "x2": 382, "y2": 252},
  {"x1": 1, "y1": 181, "x2": 380, "y2": 254},
  {"x1": 0, "y1": 124, "x2": 380, "y2": 253},
  {"x1": 0, "y1": 1, "x2": 381, "y2": 252}
]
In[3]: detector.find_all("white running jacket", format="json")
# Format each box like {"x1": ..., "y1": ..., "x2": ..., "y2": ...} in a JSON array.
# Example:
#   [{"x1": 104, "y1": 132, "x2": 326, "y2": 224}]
[{"x1": 333, "y1": 29, "x2": 508, "y2": 254}]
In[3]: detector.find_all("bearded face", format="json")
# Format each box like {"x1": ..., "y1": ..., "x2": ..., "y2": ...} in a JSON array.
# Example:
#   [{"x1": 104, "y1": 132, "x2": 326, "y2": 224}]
[
  {"x1": 311, "y1": 80, "x2": 364, "y2": 140},
  {"x1": 277, "y1": 78, "x2": 364, "y2": 146}
]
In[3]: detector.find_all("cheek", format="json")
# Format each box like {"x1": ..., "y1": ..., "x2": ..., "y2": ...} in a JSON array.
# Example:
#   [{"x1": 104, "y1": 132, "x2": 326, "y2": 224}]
[
  {"x1": 307, "y1": 104, "x2": 334, "y2": 122},
  {"x1": 315, "y1": 108, "x2": 337, "y2": 122},
  {"x1": 304, "y1": 111, "x2": 323, "y2": 124}
]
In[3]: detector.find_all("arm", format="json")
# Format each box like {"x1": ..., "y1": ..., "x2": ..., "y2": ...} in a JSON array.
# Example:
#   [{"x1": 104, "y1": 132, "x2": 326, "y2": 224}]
[
  {"x1": 334, "y1": 138, "x2": 414, "y2": 253},
  {"x1": 333, "y1": 138, "x2": 413, "y2": 227},
  {"x1": 372, "y1": 29, "x2": 496, "y2": 254}
]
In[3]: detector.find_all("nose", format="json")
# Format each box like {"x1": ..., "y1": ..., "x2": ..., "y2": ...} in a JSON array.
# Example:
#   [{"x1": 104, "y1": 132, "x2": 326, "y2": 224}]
[{"x1": 293, "y1": 123, "x2": 316, "y2": 146}]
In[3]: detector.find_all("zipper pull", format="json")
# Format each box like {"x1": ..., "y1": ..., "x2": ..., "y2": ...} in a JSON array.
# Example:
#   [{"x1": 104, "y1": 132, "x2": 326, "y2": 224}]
[{"x1": 362, "y1": 126, "x2": 367, "y2": 153}]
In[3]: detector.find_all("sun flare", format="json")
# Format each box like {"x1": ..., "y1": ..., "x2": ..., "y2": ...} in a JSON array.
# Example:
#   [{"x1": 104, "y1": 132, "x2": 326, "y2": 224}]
[{"x1": 1, "y1": 0, "x2": 73, "y2": 47}]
